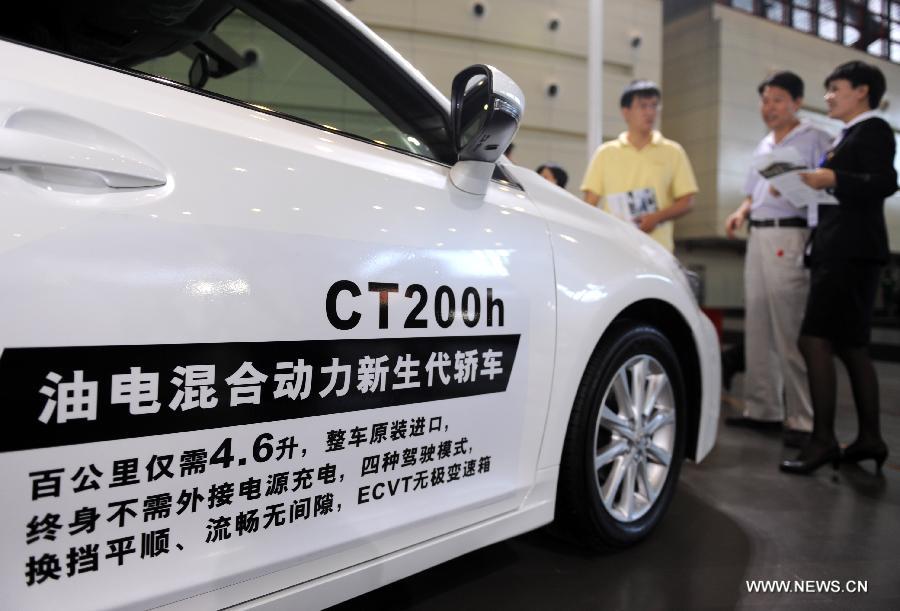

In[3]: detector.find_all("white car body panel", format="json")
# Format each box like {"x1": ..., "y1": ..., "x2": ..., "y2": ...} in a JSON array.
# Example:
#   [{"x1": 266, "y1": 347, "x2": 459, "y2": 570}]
[
  {"x1": 0, "y1": 2, "x2": 718, "y2": 609},
  {"x1": 505, "y1": 167, "x2": 721, "y2": 467}
]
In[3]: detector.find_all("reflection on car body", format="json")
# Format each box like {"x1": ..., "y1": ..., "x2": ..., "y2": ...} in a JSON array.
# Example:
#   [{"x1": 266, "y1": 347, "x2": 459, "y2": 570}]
[{"x1": 0, "y1": 1, "x2": 720, "y2": 608}]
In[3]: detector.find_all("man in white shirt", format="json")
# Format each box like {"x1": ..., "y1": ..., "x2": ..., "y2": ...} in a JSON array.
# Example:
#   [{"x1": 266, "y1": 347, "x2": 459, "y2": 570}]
[{"x1": 724, "y1": 71, "x2": 833, "y2": 448}]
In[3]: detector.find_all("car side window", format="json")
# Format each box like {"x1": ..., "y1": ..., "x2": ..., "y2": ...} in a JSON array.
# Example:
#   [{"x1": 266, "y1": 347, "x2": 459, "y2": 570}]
[
  {"x1": 0, "y1": 3, "x2": 450, "y2": 161},
  {"x1": 135, "y1": 10, "x2": 434, "y2": 157}
]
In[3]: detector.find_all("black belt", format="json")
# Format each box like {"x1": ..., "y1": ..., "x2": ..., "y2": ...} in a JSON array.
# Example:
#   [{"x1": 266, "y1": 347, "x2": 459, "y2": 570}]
[{"x1": 749, "y1": 217, "x2": 807, "y2": 228}]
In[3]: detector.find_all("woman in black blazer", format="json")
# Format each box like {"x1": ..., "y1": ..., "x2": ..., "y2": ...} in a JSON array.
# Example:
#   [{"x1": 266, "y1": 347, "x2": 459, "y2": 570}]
[{"x1": 781, "y1": 61, "x2": 897, "y2": 475}]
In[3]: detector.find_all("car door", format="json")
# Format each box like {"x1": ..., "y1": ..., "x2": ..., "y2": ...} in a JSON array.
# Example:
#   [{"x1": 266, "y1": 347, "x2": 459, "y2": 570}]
[{"x1": 0, "y1": 3, "x2": 556, "y2": 608}]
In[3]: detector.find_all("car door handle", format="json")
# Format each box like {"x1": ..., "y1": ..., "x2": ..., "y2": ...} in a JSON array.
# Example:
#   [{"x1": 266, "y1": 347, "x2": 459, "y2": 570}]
[{"x1": 0, "y1": 129, "x2": 167, "y2": 188}]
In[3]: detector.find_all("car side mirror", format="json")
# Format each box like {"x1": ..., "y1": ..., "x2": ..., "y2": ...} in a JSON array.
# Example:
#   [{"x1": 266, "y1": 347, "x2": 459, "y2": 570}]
[{"x1": 449, "y1": 64, "x2": 524, "y2": 195}]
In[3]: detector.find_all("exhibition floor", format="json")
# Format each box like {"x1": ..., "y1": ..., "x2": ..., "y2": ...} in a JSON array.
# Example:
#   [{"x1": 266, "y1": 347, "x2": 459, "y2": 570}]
[{"x1": 333, "y1": 361, "x2": 900, "y2": 610}]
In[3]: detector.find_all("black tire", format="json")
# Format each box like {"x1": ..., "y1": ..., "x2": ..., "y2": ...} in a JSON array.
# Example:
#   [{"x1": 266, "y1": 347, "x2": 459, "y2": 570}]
[{"x1": 555, "y1": 322, "x2": 686, "y2": 548}]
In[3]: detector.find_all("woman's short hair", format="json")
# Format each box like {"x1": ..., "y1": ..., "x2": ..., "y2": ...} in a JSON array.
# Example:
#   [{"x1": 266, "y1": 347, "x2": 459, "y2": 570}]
[{"x1": 825, "y1": 61, "x2": 886, "y2": 109}]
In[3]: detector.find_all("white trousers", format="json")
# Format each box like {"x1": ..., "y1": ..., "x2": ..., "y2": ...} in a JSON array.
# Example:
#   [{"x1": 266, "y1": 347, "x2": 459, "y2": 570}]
[{"x1": 742, "y1": 226, "x2": 813, "y2": 432}]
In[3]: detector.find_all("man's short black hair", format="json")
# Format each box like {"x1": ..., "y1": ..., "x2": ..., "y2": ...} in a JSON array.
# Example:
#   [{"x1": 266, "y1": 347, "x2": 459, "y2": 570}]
[
  {"x1": 536, "y1": 163, "x2": 569, "y2": 189},
  {"x1": 620, "y1": 80, "x2": 661, "y2": 108},
  {"x1": 824, "y1": 60, "x2": 886, "y2": 109},
  {"x1": 758, "y1": 71, "x2": 804, "y2": 100}
]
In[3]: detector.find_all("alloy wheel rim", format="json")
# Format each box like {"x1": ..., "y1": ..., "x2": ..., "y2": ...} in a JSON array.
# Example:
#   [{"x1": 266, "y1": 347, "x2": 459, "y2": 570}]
[{"x1": 593, "y1": 354, "x2": 675, "y2": 523}]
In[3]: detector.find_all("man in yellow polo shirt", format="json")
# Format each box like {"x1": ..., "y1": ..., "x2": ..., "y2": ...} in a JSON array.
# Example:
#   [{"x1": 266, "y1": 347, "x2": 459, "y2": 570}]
[{"x1": 581, "y1": 80, "x2": 698, "y2": 252}]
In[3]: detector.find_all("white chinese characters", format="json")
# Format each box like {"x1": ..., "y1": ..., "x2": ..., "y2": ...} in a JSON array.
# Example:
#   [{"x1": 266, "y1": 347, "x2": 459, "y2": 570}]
[
  {"x1": 38, "y1": 371, "x2": 98, "y2": 424},
  {"x1": 112, "y1": 367, "x2": 160, "y2": 415},
  {"x1": 35, "y1": 349, "x2": 505, "y2": 423},
  {"x1": 170, "y1": 366, "x2": 217, "y2": 411}
]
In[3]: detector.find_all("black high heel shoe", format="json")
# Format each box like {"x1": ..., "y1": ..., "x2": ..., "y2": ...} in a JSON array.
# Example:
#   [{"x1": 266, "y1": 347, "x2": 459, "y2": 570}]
[
  {"x1": 780, "y1": 442, "x2": 841, "y2": 475},
  {"x1": 842, "y1": 440, "x2": 888, "y2": 473}
]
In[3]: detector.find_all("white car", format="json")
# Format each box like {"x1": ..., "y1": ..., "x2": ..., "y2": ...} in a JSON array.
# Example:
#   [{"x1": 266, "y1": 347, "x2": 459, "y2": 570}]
[{"x1": 0, "y1": 1, "x2": 720, "y2": 609}]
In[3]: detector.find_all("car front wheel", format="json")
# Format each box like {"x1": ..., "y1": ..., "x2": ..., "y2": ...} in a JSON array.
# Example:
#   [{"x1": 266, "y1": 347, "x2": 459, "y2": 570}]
[{"x1": 555, "y1": 323, "x2": 686, "y2": 548}]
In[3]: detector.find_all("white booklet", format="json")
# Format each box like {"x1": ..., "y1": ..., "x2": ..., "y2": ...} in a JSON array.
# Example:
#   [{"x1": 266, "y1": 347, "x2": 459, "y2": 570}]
[
  {"x1": 605, "y1": 188, "x2": 658, "y2": 222},
  {"x1": 754, "y1": 147, "x2": 838, "y2": 209}
]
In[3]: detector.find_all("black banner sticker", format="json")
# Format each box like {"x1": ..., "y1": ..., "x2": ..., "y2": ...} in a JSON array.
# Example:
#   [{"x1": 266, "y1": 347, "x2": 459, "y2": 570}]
[{"x1": 0, "y1": 335, "x2": 520, "y2": 452}]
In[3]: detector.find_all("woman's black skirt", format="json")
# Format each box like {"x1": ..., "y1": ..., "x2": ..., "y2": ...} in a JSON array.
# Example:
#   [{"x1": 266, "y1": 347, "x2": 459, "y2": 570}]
[{"x1": 800, "y1": 260, "x2": 881, "y2": 347}]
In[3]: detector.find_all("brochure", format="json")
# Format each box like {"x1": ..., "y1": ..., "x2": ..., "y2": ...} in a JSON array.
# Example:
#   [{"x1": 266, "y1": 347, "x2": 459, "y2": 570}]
[
  {"x1": 605, "y1": 188, "x2": 658, "y2": 223},
  {"x1": 754, "y1": 147, "x2": 838, "y2": 209}
]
